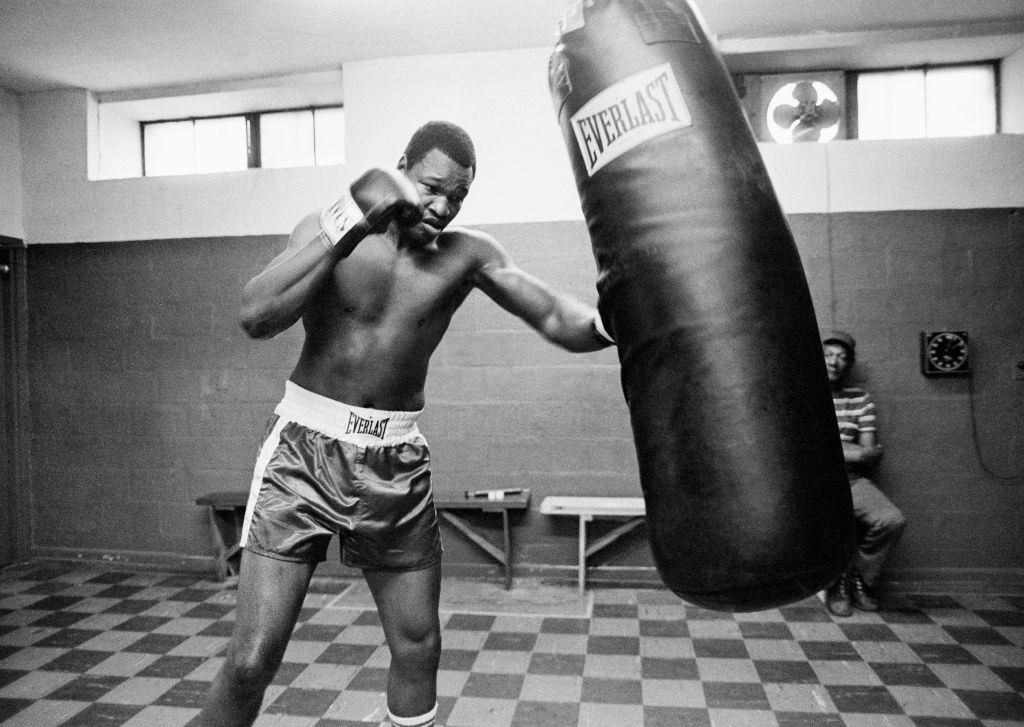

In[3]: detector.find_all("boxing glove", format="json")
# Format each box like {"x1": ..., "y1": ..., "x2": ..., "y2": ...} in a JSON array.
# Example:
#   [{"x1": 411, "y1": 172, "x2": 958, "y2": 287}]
[{"x1": 320, "y1": 168, "x2": 423, "y2": 254}]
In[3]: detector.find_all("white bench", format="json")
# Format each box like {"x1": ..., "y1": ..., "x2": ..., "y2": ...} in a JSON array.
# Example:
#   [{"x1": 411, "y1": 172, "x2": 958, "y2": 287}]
[{"x1": 539, "y1": 496, "x2": 647, "y2": 595}]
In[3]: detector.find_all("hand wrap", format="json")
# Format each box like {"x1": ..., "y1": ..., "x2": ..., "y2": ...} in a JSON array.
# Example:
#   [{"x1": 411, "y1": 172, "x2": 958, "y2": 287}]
[{"x1": 319, "y1": 194, "x2": 364, "y2": 247}]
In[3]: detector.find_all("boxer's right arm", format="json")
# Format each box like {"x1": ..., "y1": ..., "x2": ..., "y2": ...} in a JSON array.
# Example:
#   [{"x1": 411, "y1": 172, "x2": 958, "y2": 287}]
[{"x1": 239, "y1": 169, "x2": 421, "y2": 339}]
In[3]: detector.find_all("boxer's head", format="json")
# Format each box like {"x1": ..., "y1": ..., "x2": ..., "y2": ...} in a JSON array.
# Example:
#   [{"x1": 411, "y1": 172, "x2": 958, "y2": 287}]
[
  {"x1": 822, "y1": 330, "x2": 856, "y2": 384},
  {"x1": 398, "y1": 121, "x2": 476, "y2": 246},
  {"x1": 402, "y1": 120, "x2": 476, "y2": 174}
]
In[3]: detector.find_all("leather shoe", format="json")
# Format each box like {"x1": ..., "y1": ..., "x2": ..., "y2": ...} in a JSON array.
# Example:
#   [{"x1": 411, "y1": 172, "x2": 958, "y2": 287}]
[
  {"x1": 825, "y1": 575, "x2": 852, "y2": 617},
  {"x1": 849, "y1": 568, "x2": 879, "y2": 611}
]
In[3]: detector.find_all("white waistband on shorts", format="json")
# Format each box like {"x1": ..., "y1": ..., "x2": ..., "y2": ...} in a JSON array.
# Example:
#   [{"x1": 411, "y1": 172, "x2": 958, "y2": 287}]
[{"x1": 275, "y1": 381, "x2": 422, "y2": 446}]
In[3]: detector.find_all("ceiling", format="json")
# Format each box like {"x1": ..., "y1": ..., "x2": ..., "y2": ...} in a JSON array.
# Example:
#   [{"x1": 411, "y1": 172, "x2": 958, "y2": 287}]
[{"x1": 1, "y1": 0, "x2": 1023, "y2": 96}]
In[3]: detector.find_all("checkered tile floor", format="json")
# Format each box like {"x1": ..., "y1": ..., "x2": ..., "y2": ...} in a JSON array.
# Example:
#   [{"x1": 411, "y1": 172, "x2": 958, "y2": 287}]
[{"x1": 1, "y1": 562, "x2": 1022, "y2": 726}]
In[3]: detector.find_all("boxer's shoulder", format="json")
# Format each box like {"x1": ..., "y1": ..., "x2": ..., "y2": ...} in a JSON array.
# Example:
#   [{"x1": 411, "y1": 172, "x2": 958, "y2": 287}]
[
  {"x1": 438, "y1": 225, "x2": 494, "y2": 246},
  {"x1": 435, "y1": 226, "x2": 506, "y2": 266}
]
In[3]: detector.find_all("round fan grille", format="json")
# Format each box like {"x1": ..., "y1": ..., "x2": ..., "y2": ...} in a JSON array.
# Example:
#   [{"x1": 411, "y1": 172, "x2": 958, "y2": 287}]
[{"x1": 767, "y1": 80, "x2": 841, "y2": 143}]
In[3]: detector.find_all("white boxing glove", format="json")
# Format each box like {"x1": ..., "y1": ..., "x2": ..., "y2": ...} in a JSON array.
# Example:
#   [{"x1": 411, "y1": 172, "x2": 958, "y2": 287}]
[{"x1": 318, "y1": 168, "x2": 423, "y2": 253}]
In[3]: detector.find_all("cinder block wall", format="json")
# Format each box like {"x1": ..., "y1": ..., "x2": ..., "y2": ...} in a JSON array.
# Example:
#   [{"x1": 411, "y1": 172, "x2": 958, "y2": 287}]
[
  {"x1": 27, "y1": 236, "x2": 297, "y2": 562},
  {"x1": 26, "y1": 210, "x2": 1024, "y2": 585},
  {"x1": 792, "y1": 210, "x2": 1024, "y2": 585}
]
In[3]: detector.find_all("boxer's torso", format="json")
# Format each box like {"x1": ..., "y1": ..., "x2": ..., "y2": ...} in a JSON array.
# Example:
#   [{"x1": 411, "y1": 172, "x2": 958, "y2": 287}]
[{"x1": 290, "y1": 227, "x2": 484, "y2": 411}]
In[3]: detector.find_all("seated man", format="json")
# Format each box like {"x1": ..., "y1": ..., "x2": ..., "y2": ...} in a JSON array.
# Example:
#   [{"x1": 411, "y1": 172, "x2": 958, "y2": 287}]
[{"x1": 823, "y1": 330, "x2": 907, "y2": 617}]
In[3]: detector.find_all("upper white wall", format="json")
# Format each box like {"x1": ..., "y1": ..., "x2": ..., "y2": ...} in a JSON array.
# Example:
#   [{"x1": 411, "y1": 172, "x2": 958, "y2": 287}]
[
  {"x1": 762, "y1": 135, "x2": 1024, "y2": 214},
  {"x1": 1003, "y1": 46, "x2": 1024, "y2": 133},
  {"x1": 16, "y1": 46, "x2": 1024, "y2": 244},
  {"x1": 342, "y1": 48, "x2": 583, "y2": 226},
  {"x1": 0, "y1": 88, "x2": 25, "y2": 239}
]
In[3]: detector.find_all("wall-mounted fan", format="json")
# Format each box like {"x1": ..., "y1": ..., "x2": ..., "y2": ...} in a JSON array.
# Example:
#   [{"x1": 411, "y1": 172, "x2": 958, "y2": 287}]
[
  {"x1": 771, "y1": 81, "x2": 841, "y2": 143},
  {"x1": 737, "y1": 72, "x2": 846, "y2": 144}
]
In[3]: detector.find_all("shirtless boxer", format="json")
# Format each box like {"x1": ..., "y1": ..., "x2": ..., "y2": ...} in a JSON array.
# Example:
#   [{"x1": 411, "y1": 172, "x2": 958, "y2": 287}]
[{"x1": 195, "y1": 120, "x2": 613, "y2": 727}]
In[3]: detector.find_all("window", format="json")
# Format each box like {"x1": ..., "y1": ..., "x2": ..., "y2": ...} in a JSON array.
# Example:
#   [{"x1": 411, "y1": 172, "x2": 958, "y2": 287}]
[
  {"x1": 260, "y1": 107, "x2": 344, "y2": 168},
  {"x1": 855, "y1": 64, "x2": 997, "y2": 140},
  {"x1": 141, "y1": 106, "x2": 344, "y2": 177},
  {"x1": 737, "y1": 62, "x2": 999, "y2": 144}
]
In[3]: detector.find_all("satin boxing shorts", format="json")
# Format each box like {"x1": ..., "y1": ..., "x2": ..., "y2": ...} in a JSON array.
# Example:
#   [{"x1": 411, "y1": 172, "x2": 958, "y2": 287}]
[{"x1": 239, "y1": 381, "x2": 442, "y2": 571}]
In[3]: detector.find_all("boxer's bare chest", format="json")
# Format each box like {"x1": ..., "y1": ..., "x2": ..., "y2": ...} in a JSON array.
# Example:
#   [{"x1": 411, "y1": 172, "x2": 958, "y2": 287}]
[
  {"x1": 331, "y1": 237, "x2": 472, "y2": 325},
  {"x1": 298, "y1": 235, "x2": 476, "y2": 371},
  {"x1": 293, "y1": 237, "x2": 477, "y2": 407}
]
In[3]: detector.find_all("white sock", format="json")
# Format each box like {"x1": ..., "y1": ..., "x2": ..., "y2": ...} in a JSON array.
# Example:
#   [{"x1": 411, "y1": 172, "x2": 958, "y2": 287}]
[{"x1": 388, "y1": 703, "x2": 437, "y2": 727}]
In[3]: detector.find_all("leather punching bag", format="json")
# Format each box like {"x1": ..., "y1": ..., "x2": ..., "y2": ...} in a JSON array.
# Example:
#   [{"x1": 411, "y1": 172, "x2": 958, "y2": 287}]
[{"x1": 549, "y1": 0, "x2": 854, "y2": 611}]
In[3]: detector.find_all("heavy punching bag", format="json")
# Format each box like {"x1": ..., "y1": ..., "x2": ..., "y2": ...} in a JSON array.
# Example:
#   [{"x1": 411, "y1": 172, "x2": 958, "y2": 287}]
[{"x1": 549, "y1": 0, "x2": 854, "y2": 611}]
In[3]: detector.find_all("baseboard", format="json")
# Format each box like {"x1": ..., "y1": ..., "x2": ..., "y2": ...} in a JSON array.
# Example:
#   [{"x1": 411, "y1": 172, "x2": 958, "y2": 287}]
[
  {"x1": 882, "y1": 567, "x2": 1024, "y2": 596},
  {"x1": 308, "y1": 560, "x2": 664, "y2": 587},
  {"x1": 31, "y1": 546, "x2": 215, "y2": 576},
  {"x1": 23, "y1": 550, "x2": 665, "y2": 588},
  {"x1": 23, "y1": 549, "x2": 1024, "y2": 598},
  {"x1": 512, "y1": 563, "x2": 664, "y2": 588}
]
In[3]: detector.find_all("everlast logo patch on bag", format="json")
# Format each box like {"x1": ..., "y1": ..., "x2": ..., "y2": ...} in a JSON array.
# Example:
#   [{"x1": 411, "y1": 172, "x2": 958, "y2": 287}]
[{"x1": 571, "y1": 63, "x2": 691, "y2": 176}]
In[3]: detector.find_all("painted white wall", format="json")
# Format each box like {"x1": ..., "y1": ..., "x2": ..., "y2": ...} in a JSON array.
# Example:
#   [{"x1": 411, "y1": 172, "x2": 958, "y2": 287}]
[
  {"x1": 1002, "y1": 46, "x2": 1024, "y2": 133},
  {"x1": 342, "y1": 48, "x2": 584, "y2": 226},
  {"x1": 15, "y1": 47, "x2": 1024, "y2": 244},
  {"x1": 762, "y1": 135, "x2": 1024, "y2": 214},
  {"x1": 20, "y1": 89, "x2": 345, "y2": 244},
  {"x1": 0, "y1": 88, "x2": 25, "y2": 240},
  {"x1": 95, "y1": 98, "x2": 143, "y2": 180}
]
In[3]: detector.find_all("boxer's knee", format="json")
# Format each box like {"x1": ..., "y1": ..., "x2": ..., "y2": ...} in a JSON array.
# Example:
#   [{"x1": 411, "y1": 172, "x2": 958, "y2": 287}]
[
  {"x1": 389, "y1": 624, "x2": 441, "y2": 674},
  {"x1": 221, "y1": 640, "x2": 282, "y2": 694}
]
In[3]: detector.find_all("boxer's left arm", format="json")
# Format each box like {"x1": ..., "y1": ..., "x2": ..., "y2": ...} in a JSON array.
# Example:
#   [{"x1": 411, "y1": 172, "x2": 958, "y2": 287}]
[{"x1": 468, "y1": 232, "x2": 614, "y2": 352}]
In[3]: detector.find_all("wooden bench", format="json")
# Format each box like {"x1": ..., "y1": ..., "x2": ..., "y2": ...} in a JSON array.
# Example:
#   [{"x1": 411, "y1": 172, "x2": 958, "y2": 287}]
[
  {"x1": 539, "y1": 496, "x2": 647, "y2": 596},
  {"x1": 434, "y1": 489, "x2": 531, "y2": 590},
  {"x1": 194, "y1": 491, "x2": 249, "y2": 581},
  {"x1": 195, "y1": 489, "x2": 531, "y2": 589}
]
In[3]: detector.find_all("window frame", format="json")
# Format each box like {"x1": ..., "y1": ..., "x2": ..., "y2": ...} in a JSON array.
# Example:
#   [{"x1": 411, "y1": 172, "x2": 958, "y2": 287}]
[
  {"x1": 139, "y1": 104, "x2": 344, "y2": 177},
  {"x1": 845, "y1": 60, "x2": 1000, "y2": 140}
]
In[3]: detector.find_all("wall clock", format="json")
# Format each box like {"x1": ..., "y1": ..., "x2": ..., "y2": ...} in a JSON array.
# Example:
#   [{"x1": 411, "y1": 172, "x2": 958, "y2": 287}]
[{"x1": 921, "y1": 331, "x2": 970, "y2": 377}]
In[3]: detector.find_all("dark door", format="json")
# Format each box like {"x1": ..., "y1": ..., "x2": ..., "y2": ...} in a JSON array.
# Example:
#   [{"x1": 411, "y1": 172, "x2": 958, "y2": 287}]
[{"x1": 0, "y1": 237, "x2": 29, "y2": 567}]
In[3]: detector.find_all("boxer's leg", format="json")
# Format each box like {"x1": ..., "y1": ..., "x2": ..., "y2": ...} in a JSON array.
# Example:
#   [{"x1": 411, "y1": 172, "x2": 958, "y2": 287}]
[
  {"x1": 195, "y1": 550, "x2": 316, "y2": 727},
  {"x1": 364, "y1": 562, "x2": 442, "y2": 725}
]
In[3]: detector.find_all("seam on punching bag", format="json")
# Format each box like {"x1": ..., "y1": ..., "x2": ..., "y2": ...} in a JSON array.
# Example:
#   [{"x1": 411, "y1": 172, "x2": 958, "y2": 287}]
[
  {"x1": 627, "y1": 0, "x2": 701, "y2": 44},
  {"x1": 549, "y1": 51, "x2": 573, "y2": 117}
]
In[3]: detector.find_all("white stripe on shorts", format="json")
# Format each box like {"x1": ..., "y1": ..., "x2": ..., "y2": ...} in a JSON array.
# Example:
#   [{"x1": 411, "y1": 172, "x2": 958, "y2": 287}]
[{"x1": 238, "y1": 415, "x2": 289, "y2": 549}]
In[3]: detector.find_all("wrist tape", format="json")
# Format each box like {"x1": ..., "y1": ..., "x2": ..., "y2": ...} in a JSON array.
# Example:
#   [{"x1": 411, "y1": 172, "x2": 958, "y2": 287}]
[
  {"x1": 319, "y1": 194, "x2": 363, "y2": 246},
  {"x1": 593, "y1": 312, "x2": 615, "y2": 344}
]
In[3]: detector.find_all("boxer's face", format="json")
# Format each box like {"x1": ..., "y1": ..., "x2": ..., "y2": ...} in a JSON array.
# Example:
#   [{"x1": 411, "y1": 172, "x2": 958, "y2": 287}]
[
  {"x1": 399, "y1": 148, "x2": 474, "y2": 246},
  {"x1": 823, "y1": 343, "x2": 851, "y2": 383}
]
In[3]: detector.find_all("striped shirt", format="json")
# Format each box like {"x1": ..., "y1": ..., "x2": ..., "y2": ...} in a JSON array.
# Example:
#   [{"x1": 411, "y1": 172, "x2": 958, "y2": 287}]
[{"x1": 832, "y1": 386, "x2": 876, "y2": 443}]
